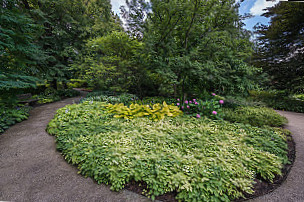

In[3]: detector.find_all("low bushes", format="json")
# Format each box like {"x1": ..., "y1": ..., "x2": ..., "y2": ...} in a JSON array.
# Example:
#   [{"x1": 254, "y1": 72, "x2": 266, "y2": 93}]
[
  {"x1": 223, "y1": 106, "x2": 288, "y2": 127},
  {"x1": 81, "y1": 92, "x2": 137, "y2": 105},
  {"x1": 0, "y1": 106, "x2": 30, "y2": 133},
  {"x1": 249, "y1": 90, "x2": 304, "y2": 113},
  {"x1": 47, "y1": 101, "x2": 289, "y2": 201},
  {"x1": 33, "y1": 88, "x2": 80, "y2": 104}
]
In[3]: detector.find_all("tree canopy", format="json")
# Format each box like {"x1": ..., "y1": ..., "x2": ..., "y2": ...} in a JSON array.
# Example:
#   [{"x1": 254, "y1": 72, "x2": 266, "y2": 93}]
[{"x1": 254, "y1": 2, "x2": 304, "y2": 93}]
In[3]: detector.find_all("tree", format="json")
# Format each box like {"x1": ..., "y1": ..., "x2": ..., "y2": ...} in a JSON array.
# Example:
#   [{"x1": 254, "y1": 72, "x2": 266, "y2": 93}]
[
  {"x1": 19, "y1": 0, "x2": 118, "y2": 89},
  {"x1": 254, "y1": 2, "x2": 304, "y2": 93},
  {"x1": 0, "y1": 0, "x2": 43, "y2": 104},
  {"x1": 72, "y1": 31, "x2": 149, "y2": 95},
  {"x1": 121, "y1": 0, "x2": 259, "y2": 97}
]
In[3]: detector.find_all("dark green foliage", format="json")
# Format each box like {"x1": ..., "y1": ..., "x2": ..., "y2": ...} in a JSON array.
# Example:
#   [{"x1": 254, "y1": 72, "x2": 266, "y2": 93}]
[
  {"x1": 254, "y1": 2, "x2": 304, "y2": 93},
  {"x1": 33, "y1": 88, "x2": 80, "y2": 104},
  {"x1": 249, "y1": 90, "x2": 304, "y2": 113},
  {"x1": 223, "y1": 106, "x2": 288, "y2": 127},
  {"x1": 223, "y1": 95, "x2": 266, "y2": 109},
  {"x1": 81, "y1": 91, "x2": 138, "y2": 105},
  {"x1": 0, "y1": 106, "x2": 31, "y2": 133},
  {"x1": 47, "y1": 102, "x2": 288, "y2": 201},
  {"x1": 0, "y1": 0, "x2": 43, "y2": 100},
  {"x1": 132, "y1": 0, "x2": 260, "y2": 96}
]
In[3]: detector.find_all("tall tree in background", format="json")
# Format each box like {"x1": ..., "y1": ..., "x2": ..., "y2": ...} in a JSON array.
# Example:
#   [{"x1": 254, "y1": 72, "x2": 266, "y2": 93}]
[
  {"x1": 122, "y1": 0, "x2": 259, "y2": 97},
  {"x1": 0, "y1": 0, "x2": 43, "y2": 102},
  {"x1": 18, "y1": 0, "x2": 118, "y2": 89},
  {"x1": 254, "y1": 2, "x2": 304, "y2": 93}
]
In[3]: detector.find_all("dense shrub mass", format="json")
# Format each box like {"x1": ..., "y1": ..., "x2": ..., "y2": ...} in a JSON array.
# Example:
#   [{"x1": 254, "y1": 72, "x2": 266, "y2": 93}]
[
  {"x1": 47, "y1": 101, "x2": 289, "y2": 201},
  {"x1": 0, "y1": 106, "x2": 31, "y2": 133},
  {"x1": 81, "y1": 92, "x2": 138, "y2": 105},
  {"x1": 223, "y1": 106, "x2": 288, "y2": 127},
  {"x1": 249, "y1": 90, "x2": 304, "y2": 113},
  {"x1": 33, "y1": 88, "x2": 80, "y2": 104}
]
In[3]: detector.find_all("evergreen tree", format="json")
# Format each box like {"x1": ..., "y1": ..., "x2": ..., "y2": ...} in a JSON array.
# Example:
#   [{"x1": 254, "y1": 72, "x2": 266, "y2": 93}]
[{"x1": 254, "y1": 2, "x2": 304, "y2": 93}]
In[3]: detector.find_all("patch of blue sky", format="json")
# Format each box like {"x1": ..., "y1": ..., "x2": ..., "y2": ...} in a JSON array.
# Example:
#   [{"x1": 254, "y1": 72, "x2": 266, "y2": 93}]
[{"x1": 110, "y1": 0, "x2": 279, "y2": 31}]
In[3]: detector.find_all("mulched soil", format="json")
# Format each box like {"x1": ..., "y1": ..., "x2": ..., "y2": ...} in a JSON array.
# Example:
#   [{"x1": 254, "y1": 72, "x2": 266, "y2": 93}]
[{"x1": 125, "y1": 134, "x2": 296, "y2": 202}]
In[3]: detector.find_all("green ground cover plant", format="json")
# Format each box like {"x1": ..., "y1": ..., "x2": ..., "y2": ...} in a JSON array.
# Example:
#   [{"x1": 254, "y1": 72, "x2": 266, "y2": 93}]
[
  {"x1": 106, "y1": 102, "x2": 182, "y2": 121},
  {"x1": 0, "y1": 106, "x2": 31, "y2": 133},
  {"x1": 223, "y1": 106, "x2": 288, "y2": 127},
  {"x1": 81, "y1": 92, "x2": 138, "y2": 105},
  {"x1": 47, "y1": 101, "x2": 289, "y2": 201},
  {"x1": 33, "y1": 88, "x2": 80, "y2": 104}
]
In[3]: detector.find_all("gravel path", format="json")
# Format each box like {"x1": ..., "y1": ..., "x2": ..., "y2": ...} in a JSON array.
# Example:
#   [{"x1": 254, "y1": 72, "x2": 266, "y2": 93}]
[
  {"x1": 1, "y1": 97, "x2": 303, "y2": 202},
  {"x1": 250, "y1": 110, "x2": 304, "y2": 202},
  {"x1": 0, "y1": 95, "x2": 150, "y2": 202}
]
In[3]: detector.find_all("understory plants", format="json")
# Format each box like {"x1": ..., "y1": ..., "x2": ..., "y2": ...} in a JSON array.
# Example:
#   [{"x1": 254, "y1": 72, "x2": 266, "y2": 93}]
[
  {"x1": 249, "y1": 90, "x2": 304, "y2": 113},
  {"x1": 33, "y1": 88, "x2": 80, "y2": 104},
  {"x1": 81, "y1": 92, "x2": 138, "y2": 105},
  {"x1": 47, "y1": 101, "x2": 289, "y2": 201},
  {"x1": 0, "y1": 106, "x2": 31, "y2": 133},
  {"x1": 223, "y1": 106, "x2": 288, "y2": 127}
]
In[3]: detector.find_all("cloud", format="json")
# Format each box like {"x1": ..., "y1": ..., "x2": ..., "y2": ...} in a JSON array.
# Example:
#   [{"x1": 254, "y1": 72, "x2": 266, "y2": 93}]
[
  {"x1": 111, "y1": 0, "x2": 126, "y2": 14},
  {"x1": 250, "y1": 0, "x2": 278, "y2": 16}
]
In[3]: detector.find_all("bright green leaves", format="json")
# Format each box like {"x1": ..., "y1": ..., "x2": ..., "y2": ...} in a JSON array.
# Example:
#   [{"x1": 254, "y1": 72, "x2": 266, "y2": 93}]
[
  {"x1": 47, "y1": 101, "x2": 289, "y2": 201},
  {"x1": 105, "y1": 101, "x2": 183, "y2": 121}
]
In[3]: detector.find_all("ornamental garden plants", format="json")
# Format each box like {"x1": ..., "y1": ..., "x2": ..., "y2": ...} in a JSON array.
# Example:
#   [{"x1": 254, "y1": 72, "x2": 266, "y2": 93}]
[{"x1": 47, "y1": 92, "x2": 290, "y2": 201}]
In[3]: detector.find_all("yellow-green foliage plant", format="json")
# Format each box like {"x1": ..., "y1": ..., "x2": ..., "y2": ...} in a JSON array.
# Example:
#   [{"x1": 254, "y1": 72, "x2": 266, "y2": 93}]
[
  {"x1": 106, "y1": 101, "x2": 183, "y2": 121},
  {"x1": 47, "y1": 101, "x2": 289, "y2": 202}
]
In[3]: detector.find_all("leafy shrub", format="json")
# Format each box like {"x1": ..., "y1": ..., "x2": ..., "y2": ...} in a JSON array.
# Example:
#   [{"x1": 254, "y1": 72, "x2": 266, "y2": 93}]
[
  {"x1": 249, "y1": 90, "x2": 304, "y2": 113},
  {"x1": 47, "y1": 102, "x2": 289, "y2": 201},
  {"x1": 106, "y1": 102, "x2": 182, "y2": 121},
  {"x1": 57, "y1": 89, "x2": 80, "y2": 98},
  {"x1": 81, "y1": 91, "x2": 138, "y2": 105},
  {"x1": 135, "y1": 97, "x2": 177, "y2": 105},
  {"x1": 223, "y1": 106, "x2": 288, "y2": 127},
  {"x1": 0, "y1": 106, "x2": 30, "y2": 133},
  {"x1": 294, "y1": 94, "x2": 304, "y2": 101},
  {"x1": 173, "y1": 94, "x2": 224, "y2": 119},
  {"x1": 67, "y1": 79, "x2": 87, "y2": 88},
  {"x1": 33, "y1": 88, "x2": 80, "y2": 104},
  {"x1": 223, "y1": 95, "x2": 266, "y2": 109}
]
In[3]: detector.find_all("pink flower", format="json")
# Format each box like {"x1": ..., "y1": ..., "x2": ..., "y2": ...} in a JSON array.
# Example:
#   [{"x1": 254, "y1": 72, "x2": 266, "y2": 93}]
[
  {"x1": 193, "y1": 99, "x2": 196, "y2": 102},
  {"x1": 181, "y1": 106, "x2": 184, "y2": 109},
  {"x1": 177, "y1": 103, "x2": 180, "y2": 106},
  {"x1": 195, "y1": 102, "x2": 198, "y2": 105},
  {"x1": 189, "y1": 101, "x2": 192, "y2": 104},
  {"x1": 185, "y1": 100, "x2": 188, "y2": 104},
  {"x1": 212, "y1": 111, "x2": 217, "y2": 115},
  {"x1": 187, "y1": 105, "x2": 190, "y2": 109},
  {"x1": 196, "y1": 114, "x2": 201, "y2": 118},
  {"x1": 219, "y1": 100, "x2": 224, "y2": 104},
  {"x1": 212, "y1": 93, "x2": 216, "y2": 96},
  {"x1": 177, "y1": 98, "x2": 180, "y2": 101}
]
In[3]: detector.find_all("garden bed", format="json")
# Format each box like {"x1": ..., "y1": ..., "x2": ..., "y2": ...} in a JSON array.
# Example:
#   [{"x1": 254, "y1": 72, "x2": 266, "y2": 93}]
[
  {"x1": 47, "y1": 100, "x2": 292, "y2": 201},
  {"x1": 124, "y1": 133, "x2": 295, "y2": 202}
]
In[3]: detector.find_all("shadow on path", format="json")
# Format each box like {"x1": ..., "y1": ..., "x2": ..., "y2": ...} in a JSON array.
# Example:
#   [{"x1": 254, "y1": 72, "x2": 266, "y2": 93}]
[{"x1": 0, "y1": 95, "x2": 150, "y2": 202}]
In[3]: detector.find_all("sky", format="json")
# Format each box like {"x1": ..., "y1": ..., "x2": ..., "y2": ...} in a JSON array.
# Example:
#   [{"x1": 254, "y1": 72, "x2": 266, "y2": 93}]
[{"x1": 110, "y1": 0, "x2": 279, "y2": 31}]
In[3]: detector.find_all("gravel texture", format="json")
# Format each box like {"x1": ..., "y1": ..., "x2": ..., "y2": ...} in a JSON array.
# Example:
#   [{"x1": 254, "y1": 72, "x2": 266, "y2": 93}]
[
  {"x1": 0, "y1": 94, "x2": 150, "y2": 202},
  {"x1": 249, "y1": 110, "x2": 304, "y2": 202}
]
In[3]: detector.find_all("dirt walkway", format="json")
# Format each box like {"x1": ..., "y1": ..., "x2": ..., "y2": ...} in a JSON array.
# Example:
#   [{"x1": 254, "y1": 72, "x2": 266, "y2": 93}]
[
  {"x1": 250, "y1": 110, "x2": 304, "y2": 202},
  {"x1": 0, "y1": 95, "x2": 150, "y2": 202}
]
